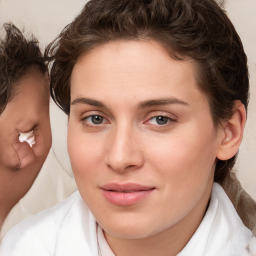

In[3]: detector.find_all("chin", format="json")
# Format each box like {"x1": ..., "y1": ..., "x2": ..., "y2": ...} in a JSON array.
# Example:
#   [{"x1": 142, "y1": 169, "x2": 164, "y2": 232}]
[{"x1": 98, "y1": 215, "x2": 161, "y2": 240}]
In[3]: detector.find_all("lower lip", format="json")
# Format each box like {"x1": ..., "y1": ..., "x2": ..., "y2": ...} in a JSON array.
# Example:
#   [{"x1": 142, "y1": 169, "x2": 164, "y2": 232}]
[{"x1": 102, "y1": 189, "x2": 154, "y2": 206}]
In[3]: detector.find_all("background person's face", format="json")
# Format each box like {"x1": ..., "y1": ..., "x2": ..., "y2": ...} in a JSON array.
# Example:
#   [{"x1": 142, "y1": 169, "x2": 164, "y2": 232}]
[
  {"x1": 68, "y1": 40, "x2": 224, "y2": 240},
  {"x1": 0, "y1": 68, "x2": 51, "y2": 175}
]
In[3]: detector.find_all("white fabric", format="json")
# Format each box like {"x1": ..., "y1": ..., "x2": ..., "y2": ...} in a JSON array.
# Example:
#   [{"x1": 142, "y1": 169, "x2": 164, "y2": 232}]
[
  {"x1": 248, "y1": 237, "x2": 256, "y2": 256},
  {"x1": 18, "y1": 130, "x2": 35, "y2": 147},
  {"x1": 0, "y1": 183, "x2": 253, "y2": 256},
  {"x1": 0, "y1": 148, "x2": 77, "y2": 240},
  {"x1": 178, "y1": 184, "x2": 252, "y2": 256},
  {"x1": 97, "y1": 226, "x2": 115, "y2": 256}
]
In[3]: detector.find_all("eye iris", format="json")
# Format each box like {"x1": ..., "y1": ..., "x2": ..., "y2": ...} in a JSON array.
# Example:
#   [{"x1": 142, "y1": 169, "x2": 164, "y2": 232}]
[
  {"x1": 156, "y1": 116, "x2": 168, "y2": 125},
  {"x1": 92, "y1": 115, "x2": 103, "y2": 124}
]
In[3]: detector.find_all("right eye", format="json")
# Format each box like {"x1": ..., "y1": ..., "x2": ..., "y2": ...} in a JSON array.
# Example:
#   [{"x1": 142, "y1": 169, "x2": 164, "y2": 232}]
[{"x1": 82, "y1": 115, "x2": 109, "y2": 126}]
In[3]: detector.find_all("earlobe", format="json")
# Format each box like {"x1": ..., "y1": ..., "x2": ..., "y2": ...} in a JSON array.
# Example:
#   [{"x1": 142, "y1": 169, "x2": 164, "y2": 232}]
[{"x1": 217, "y1": 100, "x2": 246, "y2": 161}]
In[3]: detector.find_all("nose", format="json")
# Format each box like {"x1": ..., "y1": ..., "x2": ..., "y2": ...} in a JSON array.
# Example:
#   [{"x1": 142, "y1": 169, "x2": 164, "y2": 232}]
[{"x1": 105, "y1": 125, "x2": 144, "y2": 173}]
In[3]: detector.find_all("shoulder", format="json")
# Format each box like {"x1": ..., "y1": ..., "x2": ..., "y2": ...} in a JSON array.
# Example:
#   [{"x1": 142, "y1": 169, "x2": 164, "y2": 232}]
[{"x1": 0, "y1": 191, "x2": 98, "y2": 256}]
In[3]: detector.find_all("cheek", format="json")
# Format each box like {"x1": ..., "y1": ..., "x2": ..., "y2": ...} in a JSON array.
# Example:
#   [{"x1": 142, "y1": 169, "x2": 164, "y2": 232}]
[
  {"x1": 67, "y1": 130, "x2": 103, "y2": 179},
  {"x1": 143, "y1": 129, "x2": 217, "y2": 220},
  {"x1": 0, "y1": 145, "x2": 20, "y2": 170},
  {"x1": 146, "y1": 126, "x2": 218, "y2": 181},
  {"x1": 67, "y1": 131, "x2": 106, "y2": 207},
  {"x1": 0, "y1": 129, "x2": 21, "y2": 169}
]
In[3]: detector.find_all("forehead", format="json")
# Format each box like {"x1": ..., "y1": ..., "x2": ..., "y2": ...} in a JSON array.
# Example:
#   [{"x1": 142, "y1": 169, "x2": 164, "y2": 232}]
[
  {"x1": 12, "y1": 68, "x2": 48, "y2": 97},
  {"x1": 75, "y1": 39, "x2": 195, "y2": 74},
  {"x1": 71, "y1": 40, "x2": 204, "y2": 104},
  {"x1": 0, "y1": 69, "x2": 49, "y2": 127}
]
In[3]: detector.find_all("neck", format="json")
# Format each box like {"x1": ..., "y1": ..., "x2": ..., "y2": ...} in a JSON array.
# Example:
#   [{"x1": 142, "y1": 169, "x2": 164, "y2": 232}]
[{"x1": 104, "y1": 184, "x2": 212, "y2": 256}]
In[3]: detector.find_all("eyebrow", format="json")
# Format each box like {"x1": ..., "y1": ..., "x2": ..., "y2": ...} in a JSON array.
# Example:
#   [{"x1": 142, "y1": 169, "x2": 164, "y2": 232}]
[
  {"x1": 71, "y1": 97, "x2": 189, "y2": 109},
  {"x1": 138, "y1": 98, "x2": 189, "y2": 108},
  {"x1": 71, "y1": 97, "x2": 106, "y2": 108}
]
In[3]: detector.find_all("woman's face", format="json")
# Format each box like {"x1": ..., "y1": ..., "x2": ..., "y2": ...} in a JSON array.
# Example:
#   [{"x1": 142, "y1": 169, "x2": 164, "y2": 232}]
[{"x1": 68, "y1": 40, "x2": 225, "y2": 240}]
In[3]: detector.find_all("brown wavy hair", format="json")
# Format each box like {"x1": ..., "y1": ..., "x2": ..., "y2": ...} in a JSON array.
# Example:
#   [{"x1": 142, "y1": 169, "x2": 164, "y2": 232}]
[
  {"x1": 46, "y1": 0, "x2": 249, "y2": 183},
  {"x1": 0, "y1": 23, "x2": 47, "y2": 114}
]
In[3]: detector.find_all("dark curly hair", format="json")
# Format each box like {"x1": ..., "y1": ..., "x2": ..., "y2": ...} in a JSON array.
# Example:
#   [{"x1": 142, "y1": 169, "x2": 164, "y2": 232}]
[
  {"x1": 0, "y1": 23, "x2": 47, "y2": 114},
  {"x1": 46, "y1": 0, "x2": 249, "y2": 183}
]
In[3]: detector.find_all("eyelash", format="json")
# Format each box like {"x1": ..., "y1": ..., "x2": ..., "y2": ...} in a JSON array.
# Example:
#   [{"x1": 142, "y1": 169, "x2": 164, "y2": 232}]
[
  {"x1": 81, "y1": 114, "x2": 109, "y2": 128},
  {"x1": 144, "y1": 115, "x2": 177, "y2": 127}
]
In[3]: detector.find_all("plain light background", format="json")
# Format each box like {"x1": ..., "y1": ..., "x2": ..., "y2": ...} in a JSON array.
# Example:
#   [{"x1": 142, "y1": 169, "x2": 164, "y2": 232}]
[{"x1": 0, "y1": 0, "x2": 255, "y2": 199}]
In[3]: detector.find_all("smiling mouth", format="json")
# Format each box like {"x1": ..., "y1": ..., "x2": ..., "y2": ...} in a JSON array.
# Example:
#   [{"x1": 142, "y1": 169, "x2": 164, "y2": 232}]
[
  {"x1": 101, "y1": 183, "x2": 155, "y2": 192},
  {"x1": 110, "y1": 190, "x2": 150, "y2": 193},
  {"x1": 100, "y1": 183, "x2": 156, "y2": 206}
]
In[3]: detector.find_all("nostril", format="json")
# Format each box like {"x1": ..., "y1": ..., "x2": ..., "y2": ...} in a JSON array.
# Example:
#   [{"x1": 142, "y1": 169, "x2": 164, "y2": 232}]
[{"x1": 107, "y1": 161, "x2": 143, "y2": 173}]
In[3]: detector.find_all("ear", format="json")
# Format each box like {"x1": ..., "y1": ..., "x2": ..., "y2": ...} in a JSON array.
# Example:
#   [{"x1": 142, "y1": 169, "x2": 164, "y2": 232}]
[{"x1": 217, "y1": 100, "x2": 246, "y2": 161}]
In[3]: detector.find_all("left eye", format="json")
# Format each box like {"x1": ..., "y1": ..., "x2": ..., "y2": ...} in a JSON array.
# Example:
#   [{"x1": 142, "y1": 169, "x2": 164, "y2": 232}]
[
  {"x1": 83, "y1": 115, "x2": 106, "y2": 125},
  {"x1": 148, "y1": 116, "x2": 174, "y2": 125}
]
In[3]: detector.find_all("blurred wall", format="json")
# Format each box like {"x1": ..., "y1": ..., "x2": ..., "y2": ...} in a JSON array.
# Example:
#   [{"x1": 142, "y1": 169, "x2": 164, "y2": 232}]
[{"x1": 0, "y1": 0, "x2": 255, "y2": 199}]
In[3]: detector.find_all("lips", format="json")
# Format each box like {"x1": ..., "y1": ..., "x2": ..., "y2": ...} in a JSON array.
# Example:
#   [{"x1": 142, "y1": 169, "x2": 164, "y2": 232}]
[{"x1": 100, "y1": 183, "x2": 155, "y2": 206}]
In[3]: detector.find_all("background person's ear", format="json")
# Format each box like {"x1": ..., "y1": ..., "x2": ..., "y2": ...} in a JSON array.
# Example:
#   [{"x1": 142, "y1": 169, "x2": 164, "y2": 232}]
[{"x1": 217, "y1": 100, "x2": 246, "y2": 161}]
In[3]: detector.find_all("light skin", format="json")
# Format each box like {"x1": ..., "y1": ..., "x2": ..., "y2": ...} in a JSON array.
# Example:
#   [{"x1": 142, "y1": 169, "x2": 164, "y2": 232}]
[
  {"x1": 0, "y1": 68, "x2": 52, "y2": 227},
  {"x1": 68, "y1": 40, "x2": 246, "y2": 256}
]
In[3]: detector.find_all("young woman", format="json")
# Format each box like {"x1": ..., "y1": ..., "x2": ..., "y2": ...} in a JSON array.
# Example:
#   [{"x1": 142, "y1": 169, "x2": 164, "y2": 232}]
[{"x1": 0, "y1": 0, "x2": 255, "y2": 255}]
